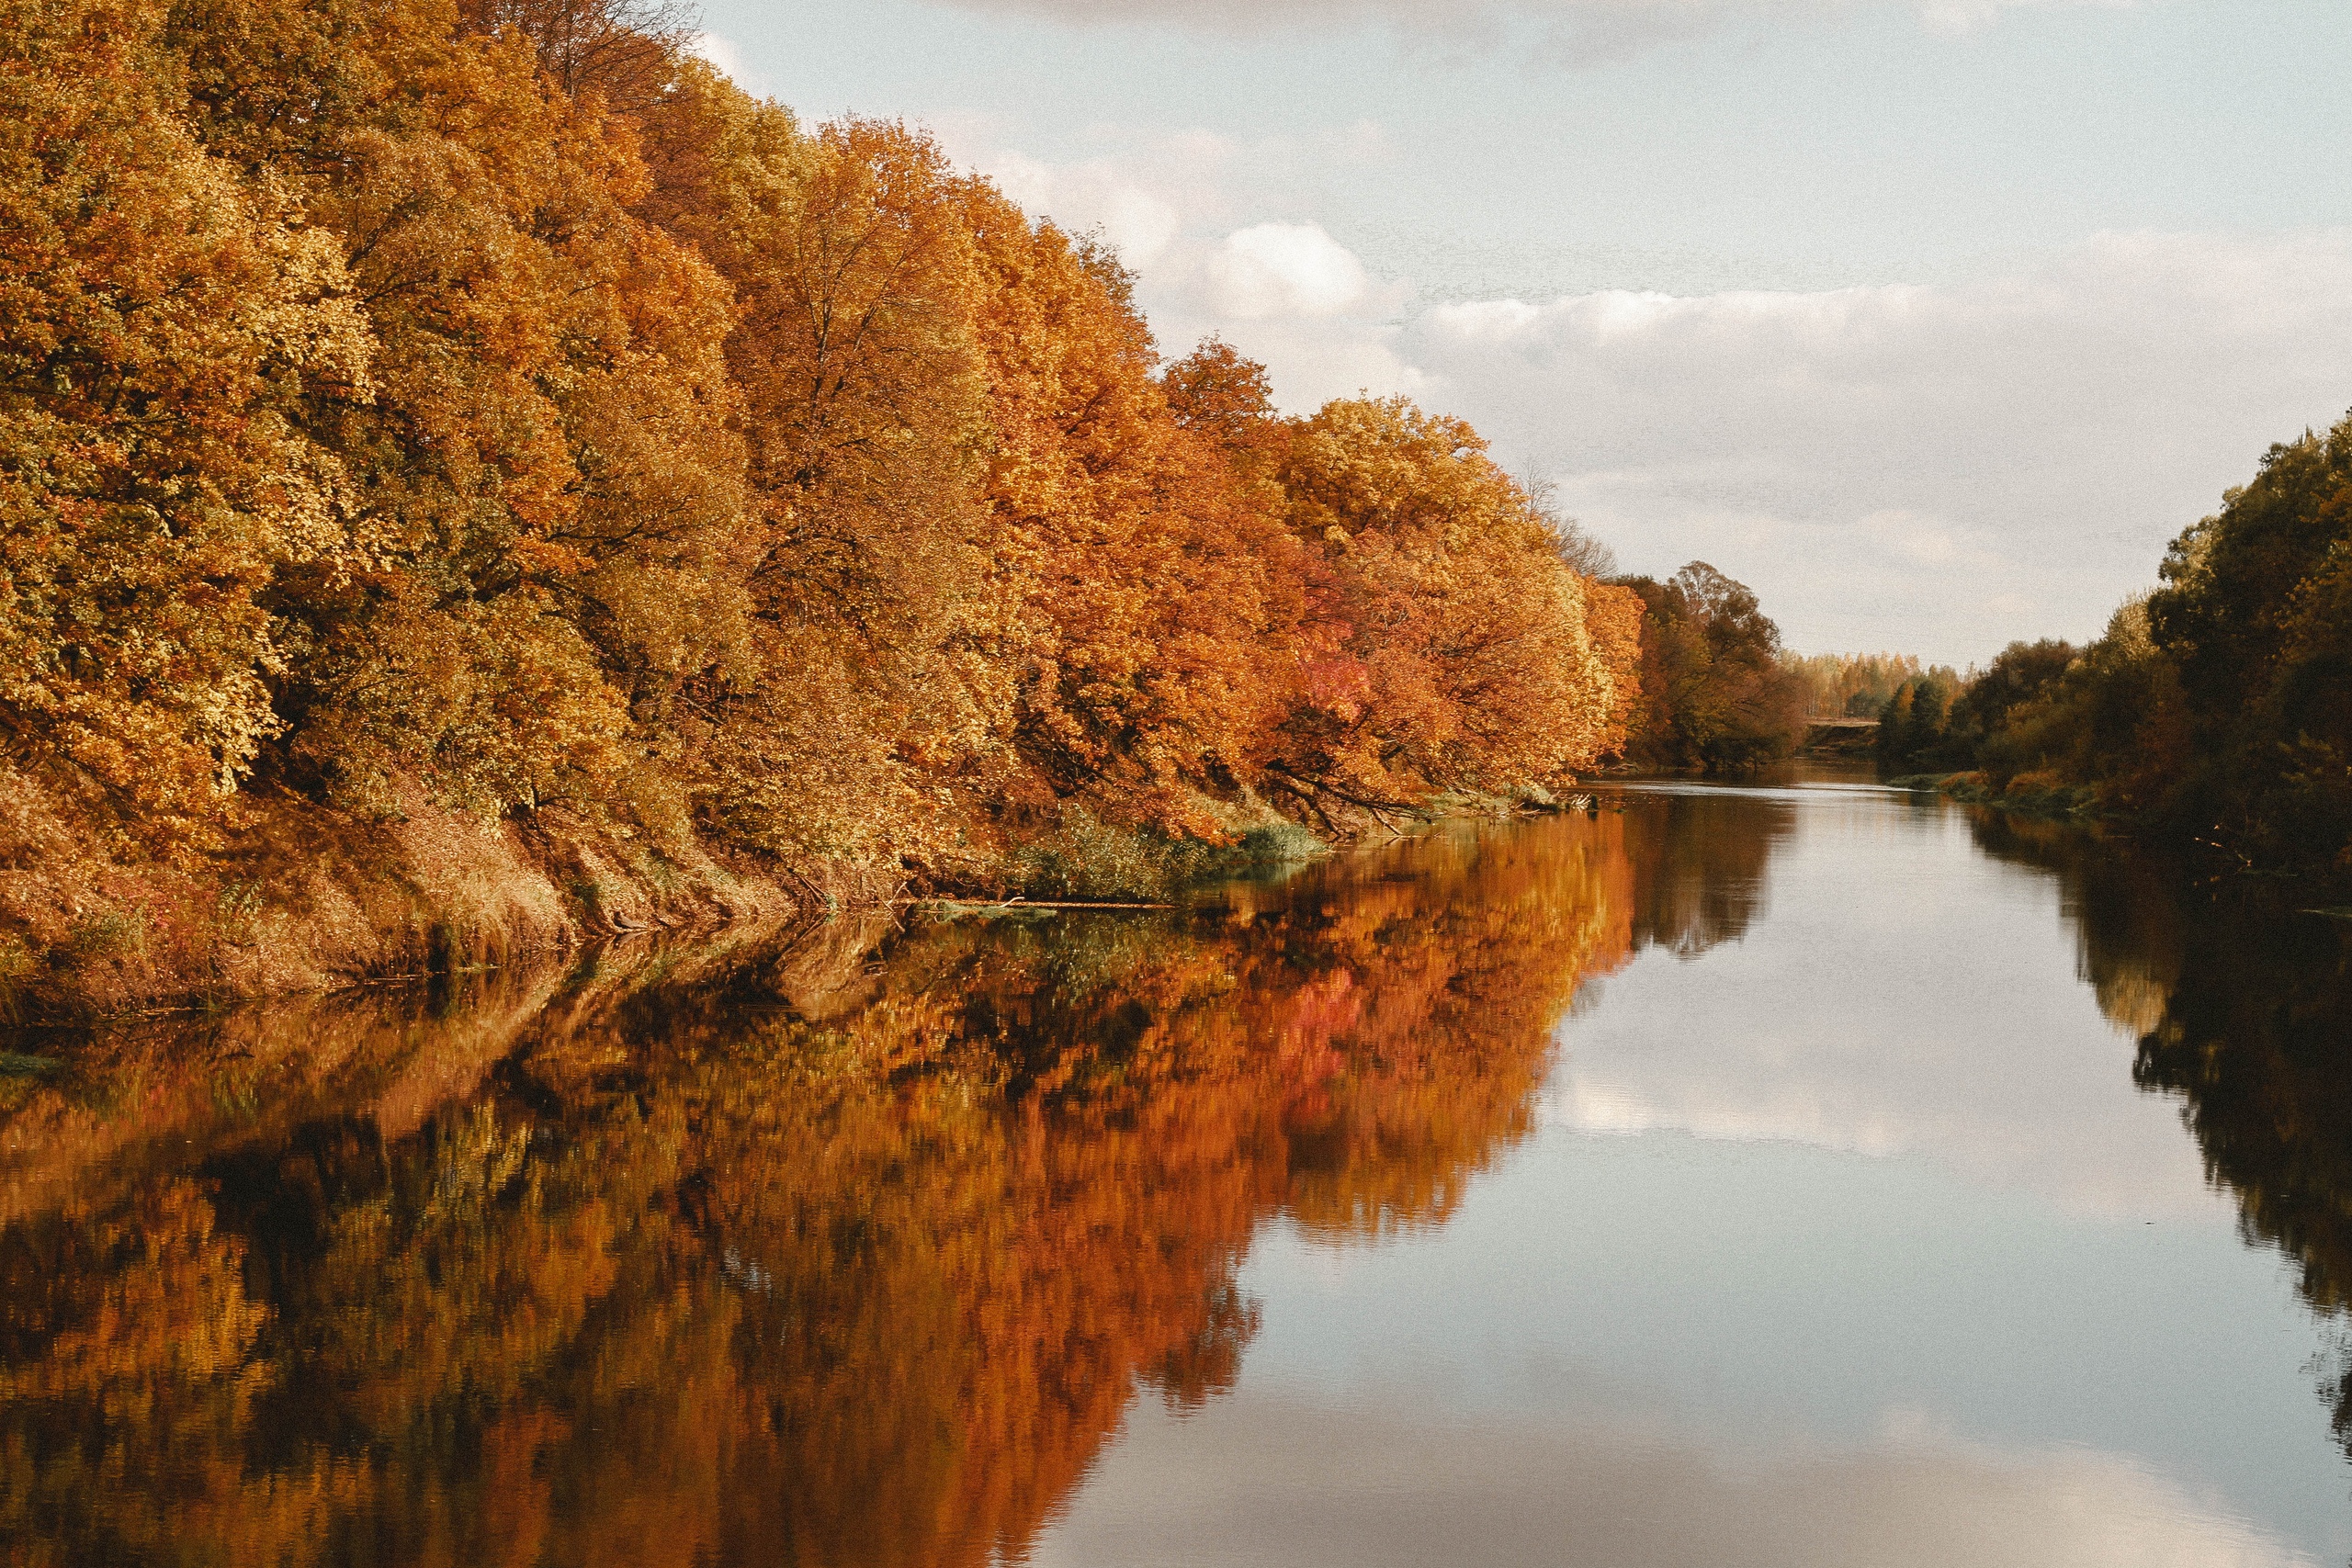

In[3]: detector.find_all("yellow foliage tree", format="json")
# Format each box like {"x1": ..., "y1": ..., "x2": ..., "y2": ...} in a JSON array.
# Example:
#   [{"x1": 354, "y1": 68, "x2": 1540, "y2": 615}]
[
  {"x1": 0, "y1": 0, "x2": 1634, "y2": 1003},
  {"x1": 1269, "y1": 397, "x2": 1612, "y2": 822}
]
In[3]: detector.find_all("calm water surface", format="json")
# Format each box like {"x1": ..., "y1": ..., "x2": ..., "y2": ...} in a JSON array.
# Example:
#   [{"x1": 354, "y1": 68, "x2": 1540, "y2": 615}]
[{"x1": 6, "y1": 772, "x2": 2350, "y2": 1565}]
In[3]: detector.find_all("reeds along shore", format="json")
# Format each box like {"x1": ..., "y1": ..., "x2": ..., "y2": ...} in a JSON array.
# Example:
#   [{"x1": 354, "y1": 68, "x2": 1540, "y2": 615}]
[{"x1": 1, "y1": 0, "x2": 1645, "y2": 1015}]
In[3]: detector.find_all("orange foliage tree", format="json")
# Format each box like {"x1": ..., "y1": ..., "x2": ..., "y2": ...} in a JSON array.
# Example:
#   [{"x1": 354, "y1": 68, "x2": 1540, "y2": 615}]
[
  {"x1": 1, "y1": 0, "x2": 1635, "y2": 999},
  {"x1": 1264, "y1": 398, "x2": 1614, "y2": 824}
]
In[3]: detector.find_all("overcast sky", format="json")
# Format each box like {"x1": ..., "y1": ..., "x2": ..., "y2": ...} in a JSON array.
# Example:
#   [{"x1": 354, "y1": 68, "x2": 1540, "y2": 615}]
[{"x1": 693, "y1": 0, "x2": 2352, "y2": 664}]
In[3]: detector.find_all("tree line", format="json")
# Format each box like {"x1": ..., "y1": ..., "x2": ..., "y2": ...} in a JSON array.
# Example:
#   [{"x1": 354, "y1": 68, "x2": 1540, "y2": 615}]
[
  {"x1": 1876, "y1": 413, "x2": 2352, "y2": 885},
  {"x1": 6, "y1": 0, "x2": 1982, "y2": 1010},
  {"x1": 3, "y1": 0, "x2": 1674, "y2": 1003}
]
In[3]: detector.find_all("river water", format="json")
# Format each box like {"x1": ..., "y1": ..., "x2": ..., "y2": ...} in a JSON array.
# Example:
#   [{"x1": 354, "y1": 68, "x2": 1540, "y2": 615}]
[{"x1": 5, "y1": 771, "x2": 2350, "y2": 1566}]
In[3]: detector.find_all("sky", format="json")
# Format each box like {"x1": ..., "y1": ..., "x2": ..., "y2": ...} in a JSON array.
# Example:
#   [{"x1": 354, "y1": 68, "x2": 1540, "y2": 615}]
[{"x1": 689, "y1": 0, "x2": 2352, "y2": 665}]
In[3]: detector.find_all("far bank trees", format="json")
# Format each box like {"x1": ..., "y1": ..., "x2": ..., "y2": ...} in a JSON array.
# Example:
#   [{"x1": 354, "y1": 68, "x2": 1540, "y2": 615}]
[{"x1": 1874, "y1": 412, "x2": 2352, "y2": 884}]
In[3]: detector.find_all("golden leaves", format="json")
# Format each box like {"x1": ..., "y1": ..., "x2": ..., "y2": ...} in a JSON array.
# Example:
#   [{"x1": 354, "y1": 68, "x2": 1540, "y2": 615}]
[
  {"x1": 0, "y1": 0, "x2": 379, "y2": 840},
  {"x1": 3, "y1": 0, "x2": 1625, "y2": 919},
  {"x1": 1270, "y1": 398, "x2": 1613, "y2": 808}
]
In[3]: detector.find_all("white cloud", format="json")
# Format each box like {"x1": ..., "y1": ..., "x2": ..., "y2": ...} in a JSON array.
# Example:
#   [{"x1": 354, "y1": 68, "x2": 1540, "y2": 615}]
[
  {"x1": 947, "y1": 126, "x2": 1416, "y2": 411},
  {"x1": 1399, "y1": 231, "x2": 2352, "y2": 661},
  {"x1": 1318, "y1": 118, "x2": 1397, "y2": 166},
  {"x1": 942, "y1": 120, "x2": 2351, "y2": 663},
  {"x1": 1201, "y1": 222, "x2": 1379, "y2": 319},
  {"x1": 687, "y1": 32, "x2": 750, "y2": 83},
  {"x1": 1148, "y1": 224, "x2": 1415, "y2": 411},
  {"x1": 981, "y1": 149, "x2": 1188, "y2": 266},
  {"x1": 1915, "y1": 0, "x2": 2132, "y2": 35}
]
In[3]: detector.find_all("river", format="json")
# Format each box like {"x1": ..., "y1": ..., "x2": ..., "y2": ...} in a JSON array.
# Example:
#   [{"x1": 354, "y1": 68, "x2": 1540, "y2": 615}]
[{"x1": 4, "y1": 769, "x2": 2349, "y2": 1565}]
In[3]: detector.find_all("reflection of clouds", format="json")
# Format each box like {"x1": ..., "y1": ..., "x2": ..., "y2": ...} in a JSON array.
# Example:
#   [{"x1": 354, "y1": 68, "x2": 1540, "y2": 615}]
[
  {"x1": 1554, "y1": 786, "x2": 2218, "y2": 1220},
  {"x1": 1547, "y1": 1077, "x2": 1909, "y2": 1158},
  {"x1": 1035, "y1": 1388, "x2": 2312, "y2": 1568}
]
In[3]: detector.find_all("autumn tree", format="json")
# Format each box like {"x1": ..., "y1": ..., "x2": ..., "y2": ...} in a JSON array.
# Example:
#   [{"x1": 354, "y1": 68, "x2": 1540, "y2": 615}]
[
  {"x1": 1615, "y1": 562, "x2": 1805, "y2": 772},
  {"x1": 0, "y1": 2, "x2": 1637, "y2": 1004},
  {"x1": 1266, "y1": 397, "x2": 1611, "y2": 825},
  {"x1": 1161, "y1": 336, "x2": 1283, "y2": 473},
  {"x1": 0, "y1": 0, "x2": 374, "y2": 852},
  {"x1": 1781, "y1": 651, "x2": 1923, "y2": 720},
  {"x1": 957, "y1": 205, "x2": 1313, "y2": 841},
  {"x1": 457, "y1": 0, "x2": 691, "y2": 112},
  {"x1": 151, "y1": 0, "x2": 750, "y2": 826},
  {"x1": 636, "y1": 84, "x2": 1012, "y2": 862},
  {"x1": 1581, "y1": 581, "x2": 1646, "y2": 763}
]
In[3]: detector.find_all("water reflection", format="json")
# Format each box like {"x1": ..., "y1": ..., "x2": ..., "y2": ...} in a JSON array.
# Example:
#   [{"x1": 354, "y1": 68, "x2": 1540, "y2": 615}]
[
  {"x1": 1616, "y1": 785, "x2": 1795, "y2": 958},
  {"x1": 1033, "y1": 787, "x2": 2352, "y2": 1565},
  {"x1": 0, "y1": 820, "x2": 1624, "y2": 1567},
  {"x1": 1551, "y1": 784, "x2": 2220, "y2": 1218},
  {"x1": 1968, "y1": 809, "x2": 2352, "y2": 1465},
  {"x1": 1964, "y1": 813, "x2": 2188, "y2": 1042},
  {"x1": 6, "y1": 787, "x2": 2352, "y2": 1566},
  {"x1": 1046, "y1": 1391, "x2": 2312, "y2": 1568}
]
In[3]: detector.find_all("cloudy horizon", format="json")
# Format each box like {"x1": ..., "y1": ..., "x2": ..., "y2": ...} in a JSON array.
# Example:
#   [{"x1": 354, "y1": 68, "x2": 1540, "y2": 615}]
[{"x1": 693, "y1": 0, "x2": 2350, "y2": 666}]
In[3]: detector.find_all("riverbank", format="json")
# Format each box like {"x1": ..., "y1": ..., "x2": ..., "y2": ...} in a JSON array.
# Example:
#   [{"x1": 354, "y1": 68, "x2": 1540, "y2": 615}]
[
  {"x1": 0, "y1": 786, "x2": 845, "y2": 1024},
  {"x1": 1887, "y1": 768, "x2": 2352, "y2": 911},
  {"x1": 2, "y1": 771, "x2": 1673, "y2": 1024},
  {"x1": 1887, "y1": 770, "x2": 2100, "y2": 818}
]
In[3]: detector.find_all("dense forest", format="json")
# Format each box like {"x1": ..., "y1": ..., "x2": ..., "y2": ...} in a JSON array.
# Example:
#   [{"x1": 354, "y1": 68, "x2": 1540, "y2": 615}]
[
  {"x1": 1, "y1": 0, "x2": 1675, "y2": 1010},
  {"x1": 1877, "y1": 413, "x2": 2352, "y2": 889}
]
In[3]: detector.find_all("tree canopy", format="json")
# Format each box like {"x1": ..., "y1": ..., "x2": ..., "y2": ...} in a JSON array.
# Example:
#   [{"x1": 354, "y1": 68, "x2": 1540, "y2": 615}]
[{"x1": 0, "y1": 0, "x2": 1644, "y2": 998}]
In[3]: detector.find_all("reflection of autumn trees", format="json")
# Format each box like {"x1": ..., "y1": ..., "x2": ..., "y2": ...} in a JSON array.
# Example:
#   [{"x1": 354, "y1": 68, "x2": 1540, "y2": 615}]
[
  {"x1": 1614, "y1": 789, "x2": 1794, "y2": 958},
  {"x1": 1965, "y1": 814, "x2": 2187, "y2": 1038},
  {"x1": 1973, "y1": 812, "x2": 2352, "y2": 1457},
  {"x1": 0, "y1": 818, "x2": 1626, "y2": 1566}
]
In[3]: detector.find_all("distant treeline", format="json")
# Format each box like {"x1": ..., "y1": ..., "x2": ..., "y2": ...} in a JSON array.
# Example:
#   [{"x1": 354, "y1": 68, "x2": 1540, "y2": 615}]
[
  {"x1": 3, "y1": 0, "x2": 1656, "y2": 1006},
  {"x1": 1878, "y1": 413, "x2": 2352, "y2": 884},
  {"x1": 1782, "y1": 651, "x2": 1938, "y2": 720}
]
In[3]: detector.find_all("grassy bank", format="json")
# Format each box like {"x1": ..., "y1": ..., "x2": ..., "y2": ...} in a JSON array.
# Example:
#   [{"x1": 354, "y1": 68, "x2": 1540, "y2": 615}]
[
  {"x1": 1888, "y1": 770, "x2": 2101, "y2": 818},
  {"x1": 0, "y1": 773, "x2": 1651, "y2": 1021},
  {"x1": 2, "y1": 789, "x2": 1351, "y2": 1022},
  {"x1": 1, "y1": 789, "x2": 827, "y2": 1023}
]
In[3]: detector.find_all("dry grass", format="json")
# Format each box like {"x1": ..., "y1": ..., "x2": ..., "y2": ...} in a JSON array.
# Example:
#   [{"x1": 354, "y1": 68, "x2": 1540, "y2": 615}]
[
  {"x1": 0, "y1": 770, "x2": 1315, "y2": 1019},
  {"x1": 0, "y1": 773, "x2": 812, "y2": 1020}
]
